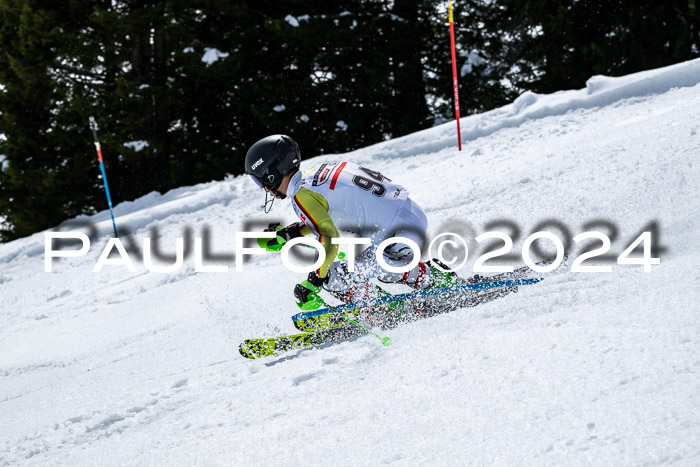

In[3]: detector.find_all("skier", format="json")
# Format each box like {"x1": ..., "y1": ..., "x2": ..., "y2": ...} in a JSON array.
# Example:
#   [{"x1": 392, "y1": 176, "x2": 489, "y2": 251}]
[{"x1": 244, "y1": 134, "x2": 460, "y2": 309}]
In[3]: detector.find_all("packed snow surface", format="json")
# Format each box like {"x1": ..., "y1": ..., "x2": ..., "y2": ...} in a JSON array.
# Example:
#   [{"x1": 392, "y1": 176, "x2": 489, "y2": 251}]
[{"x1": 1, "y1": 59, "x2": 700, "y2": 465}]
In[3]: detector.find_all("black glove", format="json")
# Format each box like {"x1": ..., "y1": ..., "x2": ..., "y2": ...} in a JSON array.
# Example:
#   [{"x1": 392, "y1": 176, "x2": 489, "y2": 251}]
[
  {"x1": 263, "y1": 222, "x2": 281, "y2": 232},
  {"x1": 266, "y1": 222, "x2": 303, "y2": 241},
  {"x1": 294, "y1": 271, "x2": 328, "y2": 304},
  {"x1": 262, "y1": 222, "x2": 304, "y2": 250},
  {"x1": 278, "y1": 222, "x2": 304, "y2": 241}
]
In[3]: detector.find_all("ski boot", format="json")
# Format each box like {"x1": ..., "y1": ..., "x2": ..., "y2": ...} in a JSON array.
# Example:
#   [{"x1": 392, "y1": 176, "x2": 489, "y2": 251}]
[
  {"x1": 425, "y1": 258, "x2": 464, "y2": 288},
  {"x1": 326, "y1": 282, "x2": 403, "y2": 328}
]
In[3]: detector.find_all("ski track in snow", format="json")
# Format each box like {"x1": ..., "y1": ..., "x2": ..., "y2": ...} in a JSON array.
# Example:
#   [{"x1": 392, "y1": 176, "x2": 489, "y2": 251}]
[{"x1": 1, "y1": 59, "x2": 700, "y2": 465}]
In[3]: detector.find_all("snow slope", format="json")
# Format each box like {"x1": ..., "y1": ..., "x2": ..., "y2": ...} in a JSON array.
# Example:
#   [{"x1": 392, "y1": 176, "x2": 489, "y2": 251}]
[{"x1": 1, "y1": 59, "x2": 700, "y2": 465}]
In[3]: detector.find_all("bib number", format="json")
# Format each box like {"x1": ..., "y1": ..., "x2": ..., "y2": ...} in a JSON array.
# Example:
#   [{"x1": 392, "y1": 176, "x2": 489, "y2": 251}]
[{"x1": 352, "y1": 167, "x2": 389, "y2": 197}]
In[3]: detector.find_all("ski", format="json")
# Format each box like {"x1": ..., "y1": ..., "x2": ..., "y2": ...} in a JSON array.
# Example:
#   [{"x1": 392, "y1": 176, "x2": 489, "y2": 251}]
[
  {"x1": 292, "y1": 258, "x2": 565, "y2": 332},
  {"x1": 240, "y1": 258, "x2": 565, "y2": 359},
  {"x1": 239, "y1": 281, "x2": 519, "y2": 359},
  {"x1": 239, "y1": 324, "x2": 367, "y2": 359},
  {"x1": 292, "y1": 277, "x2": 540, "y2": 330},
  {"x1": 239, "y1": 277, "x2": 533, "y2": 359}
]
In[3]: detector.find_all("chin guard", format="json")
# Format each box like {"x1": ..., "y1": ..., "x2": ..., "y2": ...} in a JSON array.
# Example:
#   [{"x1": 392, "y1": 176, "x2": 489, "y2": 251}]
[{"x1": 261, "y1": 191, "x2": 275, "y2": 213}]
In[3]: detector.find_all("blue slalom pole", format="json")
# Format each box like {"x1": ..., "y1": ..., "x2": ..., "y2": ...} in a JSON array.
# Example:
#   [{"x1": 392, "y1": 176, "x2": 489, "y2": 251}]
[{"x1": 89, "y1": 116, "x2": 118, "y2": 238}]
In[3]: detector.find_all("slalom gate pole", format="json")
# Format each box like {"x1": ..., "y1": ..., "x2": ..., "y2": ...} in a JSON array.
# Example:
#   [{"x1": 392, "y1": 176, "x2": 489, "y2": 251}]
[
  {"x1": 88, "y1": 116, "x2": 118, "y2": 238},
  {"x1": 448, "y1": 3, "x2": 462, "y2": 151}
]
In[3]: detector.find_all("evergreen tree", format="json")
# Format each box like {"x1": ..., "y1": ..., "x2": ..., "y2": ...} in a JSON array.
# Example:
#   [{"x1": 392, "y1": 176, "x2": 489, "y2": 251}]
[
  {"x1": 487, "y1": 0, "x2": 700, "y2": 94},
  {"x1": 0, "y1": 0, "x2": 103, "y2": 240}
]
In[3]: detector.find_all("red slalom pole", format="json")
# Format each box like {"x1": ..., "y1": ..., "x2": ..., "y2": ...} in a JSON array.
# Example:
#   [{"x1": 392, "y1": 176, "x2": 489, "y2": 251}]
[{"x1": 448, "y1": 3, "x2": 462, "y2": 151}]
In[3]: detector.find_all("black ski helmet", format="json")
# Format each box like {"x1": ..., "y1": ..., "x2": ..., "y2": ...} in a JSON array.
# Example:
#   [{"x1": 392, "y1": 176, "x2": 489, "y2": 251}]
[{"x1": 245, "y1": 134, "x2": 301, "y2": 194}]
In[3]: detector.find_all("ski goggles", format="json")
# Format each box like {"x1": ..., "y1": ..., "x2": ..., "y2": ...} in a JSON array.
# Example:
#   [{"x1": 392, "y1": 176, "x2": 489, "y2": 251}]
[{"x1": 250, "y1": 174, "x2": 264, "y2": 189}]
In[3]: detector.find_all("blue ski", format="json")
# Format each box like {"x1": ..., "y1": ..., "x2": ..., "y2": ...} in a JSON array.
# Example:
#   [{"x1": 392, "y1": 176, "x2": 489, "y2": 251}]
[{"x1": 292, "y1": 277, "x2": 542, "y2": 324}]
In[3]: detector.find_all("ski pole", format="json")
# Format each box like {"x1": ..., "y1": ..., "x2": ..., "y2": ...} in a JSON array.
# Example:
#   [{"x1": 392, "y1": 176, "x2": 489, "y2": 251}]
[
  {"x1": 88, "y1": 116, "x2": 118, "y2": 238},
  {"x1": 298, "y1": 280, "x2": 391, "y2": 346},
  {"x1": 323, "y1": 299, "x2": 392, "y2": 347}
]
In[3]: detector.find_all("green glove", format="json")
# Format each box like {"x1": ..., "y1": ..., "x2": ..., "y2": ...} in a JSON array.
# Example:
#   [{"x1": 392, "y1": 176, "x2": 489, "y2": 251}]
[{"x1": 257, "y1": 224, "x2": 287, "y2": 251}]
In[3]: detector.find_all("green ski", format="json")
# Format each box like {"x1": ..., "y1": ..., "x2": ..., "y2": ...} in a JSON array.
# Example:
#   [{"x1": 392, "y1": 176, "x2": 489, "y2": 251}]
[{"x1": 239, "y1": 324, "x2": 366, "y2": 359}]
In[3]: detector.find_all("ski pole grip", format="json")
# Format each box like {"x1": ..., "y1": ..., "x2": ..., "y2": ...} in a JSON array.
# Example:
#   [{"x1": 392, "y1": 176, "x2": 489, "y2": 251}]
[{"x1": 257, "y1": 225, "x2": 287, "y2": 251}]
